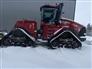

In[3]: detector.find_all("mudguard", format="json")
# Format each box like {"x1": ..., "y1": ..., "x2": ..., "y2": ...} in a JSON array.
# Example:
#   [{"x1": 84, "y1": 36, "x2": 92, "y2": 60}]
[
  {"x1": 48, "y1": 28, "x2": 82, "y2": 49},
  {"x1": 15, "y1": 28, "x2": 36, "y2": 41}
]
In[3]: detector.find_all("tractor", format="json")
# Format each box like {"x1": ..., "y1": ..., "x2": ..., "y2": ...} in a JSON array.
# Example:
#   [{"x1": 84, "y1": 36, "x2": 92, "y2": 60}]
[{"x1": 0, "y1": 3, "x2": 86, "y2": 49}]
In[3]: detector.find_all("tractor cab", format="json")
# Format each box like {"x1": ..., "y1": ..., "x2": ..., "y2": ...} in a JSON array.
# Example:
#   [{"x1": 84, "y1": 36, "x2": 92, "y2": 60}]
[
  {"x1": 40, "y1": 3, "x2": 63, "y2": 23},
  {"x1": 40, "y1": 3, "x2": 64, "y2": 39},
  {"x1": 40, "y1": 6, "x2": 56, "y2": 23}
]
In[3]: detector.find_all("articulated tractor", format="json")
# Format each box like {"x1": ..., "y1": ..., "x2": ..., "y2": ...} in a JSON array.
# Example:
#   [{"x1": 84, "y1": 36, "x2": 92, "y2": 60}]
[{"x1": 0, "y1": 3, "x2": 86, "y2": 49}]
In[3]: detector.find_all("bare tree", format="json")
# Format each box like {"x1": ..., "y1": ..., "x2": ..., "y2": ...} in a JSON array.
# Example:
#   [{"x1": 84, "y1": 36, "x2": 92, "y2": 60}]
[{"x1": 87, "y1": 23, "x2": 92, "y2": 36}]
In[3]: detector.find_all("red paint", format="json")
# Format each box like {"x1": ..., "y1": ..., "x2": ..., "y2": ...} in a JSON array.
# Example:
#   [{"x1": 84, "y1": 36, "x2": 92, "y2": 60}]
[
  {"x1": 15, "y1": 20, "x2": 37, "y2": 37},
  {"x1": 14, "y1": 18, "x2": 84, "y2": 40},
  {"x1": 41, "y1": 18, "x2": 83, "y2": 39}
]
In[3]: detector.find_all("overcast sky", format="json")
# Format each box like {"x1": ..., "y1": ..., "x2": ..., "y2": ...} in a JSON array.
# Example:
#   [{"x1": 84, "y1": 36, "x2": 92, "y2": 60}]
[{"x1": 75, "y1": 0, "x2": 91, "y2": 26}]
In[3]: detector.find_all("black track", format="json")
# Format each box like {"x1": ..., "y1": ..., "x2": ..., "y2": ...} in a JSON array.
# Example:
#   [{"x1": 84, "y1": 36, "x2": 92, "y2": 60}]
[
  {"x1": 48, "y1": 28, "x2": 82, "y2": 49},
  {"x1": 0, "y1": 29, "x2": 35, "y2": 47}
]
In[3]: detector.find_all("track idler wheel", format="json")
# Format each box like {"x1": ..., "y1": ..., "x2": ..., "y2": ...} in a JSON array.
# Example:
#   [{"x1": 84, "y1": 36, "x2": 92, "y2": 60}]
[{"x1": 49, "y1": 40, "x2": 60, "y2": 49}]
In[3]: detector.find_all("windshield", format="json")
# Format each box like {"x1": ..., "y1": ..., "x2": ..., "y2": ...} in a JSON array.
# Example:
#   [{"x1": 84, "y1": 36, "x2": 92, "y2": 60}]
[
  {"x1": 44, "y1": 10, "x2": 54, "y2": 18},
  {"x1": 42, "y1": 8, "x2": 56, "y2": 22}
]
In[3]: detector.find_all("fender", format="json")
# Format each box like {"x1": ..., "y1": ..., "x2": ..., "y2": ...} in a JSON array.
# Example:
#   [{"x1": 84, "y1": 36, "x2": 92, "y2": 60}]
[
  {"x1": 49, "y1": 28, "x2": 81, "y2": 44},
  {"x1": 15, "y1": 28, "x2": 36, "y2": 42}
]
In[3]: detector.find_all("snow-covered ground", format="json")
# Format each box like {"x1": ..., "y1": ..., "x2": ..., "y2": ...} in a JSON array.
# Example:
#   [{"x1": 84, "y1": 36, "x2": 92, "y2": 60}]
[{"x1": 0, "y1": 36, "x2": 92, "y2": 69}]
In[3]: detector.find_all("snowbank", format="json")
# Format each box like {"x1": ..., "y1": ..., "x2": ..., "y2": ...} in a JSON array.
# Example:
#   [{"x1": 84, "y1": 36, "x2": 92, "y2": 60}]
[
  {"x1": 0, "y1": 36, "x2": 92, "y2": 69},
  {"x1": 84, "y1": 36, "x2": 92, "y2": 45}
]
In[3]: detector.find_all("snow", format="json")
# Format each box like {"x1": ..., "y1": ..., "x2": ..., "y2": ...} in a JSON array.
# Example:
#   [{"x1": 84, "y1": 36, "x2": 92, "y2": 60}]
[
  {"x1": 85, "y1": 36, "x2": 92, "y2": 45},
  {"x1": 0, "y1": 1, "x2": 91, "y2": 69},
  {"x1": 0, "y1": 36, "x2": 92, "y2": 69},
  {"x1": 0, "y1": 0, "x2": 91, "y2": 69}
]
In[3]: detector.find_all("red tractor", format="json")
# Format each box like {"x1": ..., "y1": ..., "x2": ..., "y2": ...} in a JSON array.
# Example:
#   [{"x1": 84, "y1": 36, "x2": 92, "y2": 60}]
[{"x1": 0, "y1": 3, "x2": 86, "y2": 49}]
